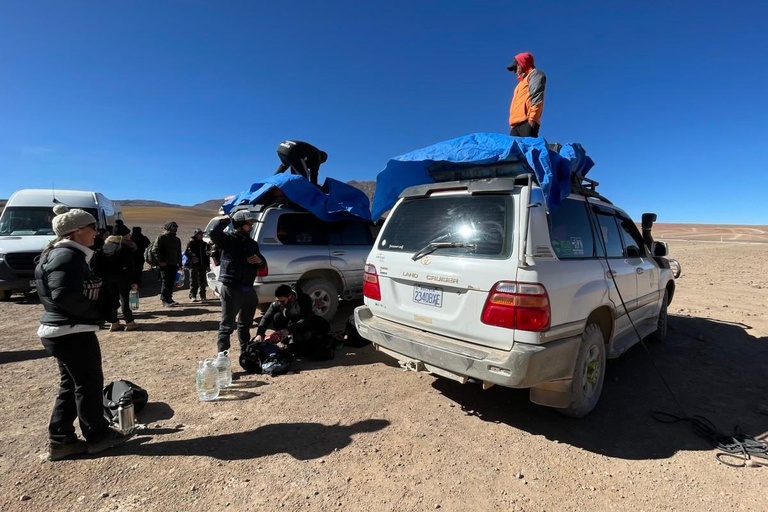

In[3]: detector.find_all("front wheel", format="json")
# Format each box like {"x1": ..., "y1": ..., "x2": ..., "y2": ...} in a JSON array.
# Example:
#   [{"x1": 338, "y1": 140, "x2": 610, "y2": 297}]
[
  {"x1": 559, "y1": 323, "x2": 606, "y2": 418},
  {"x1": 299, "y1": 278, "x2": 339, "y2": 322},
  {"x1": 647, "y1": 290, "x2": 669, "y2": 343}
]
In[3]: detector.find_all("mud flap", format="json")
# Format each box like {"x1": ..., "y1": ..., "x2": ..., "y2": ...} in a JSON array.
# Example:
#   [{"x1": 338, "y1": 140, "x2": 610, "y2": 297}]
[{"x1": 529, "y1": 379, "x2": 573, "y2": 409}]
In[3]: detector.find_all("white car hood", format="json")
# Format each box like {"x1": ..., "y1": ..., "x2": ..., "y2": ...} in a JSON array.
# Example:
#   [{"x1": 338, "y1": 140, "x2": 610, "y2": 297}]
[{"x1": 0, "y1": 235, "x2": 55, "y2": 254}]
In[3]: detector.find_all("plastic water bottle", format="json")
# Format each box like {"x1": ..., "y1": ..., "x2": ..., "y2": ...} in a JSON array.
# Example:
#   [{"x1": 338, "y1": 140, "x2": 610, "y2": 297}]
[
  {"x1": 196, "y1": 359, "x2": 220, "y2": 401},
  {"x1": 128, "y1": 289, "x2": 140, "y2": 311},
  {"x1": 214, "y1": 351, "x2": 232, "y2": 388},
  {"x1": 175, "y1": 268, "x2": 185, "y2": 288},
  {"x1": 116, "y1": 395, "x2": 136, "y2": 435}
]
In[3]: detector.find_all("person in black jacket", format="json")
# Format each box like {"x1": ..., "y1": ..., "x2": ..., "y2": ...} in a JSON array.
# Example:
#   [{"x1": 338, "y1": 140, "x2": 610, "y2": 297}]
[
  {"x1": 35, "y1": 205, "x2": 131, "y2": 461},
  {"x1": 184, "y1": 228, "x2": 211, "y2": 302},
  {"x1": 152, "y1": 221, "x2": 182, "y2": 306},
  {"x1": 130, "y1": 226, "x2": 150, "y2": 286},
  {"x1": 274, "y1": 140, "x2": 328, "y2": 185},
  {"x1": 255, "y1": 284, "x2": 330, "y2": 356},
  {"x1": 91, "y1": 223, "x2": 139, "y2": 331},
  {"x1": 208, "y1": 210, "x2": 266, "y2": 352}
]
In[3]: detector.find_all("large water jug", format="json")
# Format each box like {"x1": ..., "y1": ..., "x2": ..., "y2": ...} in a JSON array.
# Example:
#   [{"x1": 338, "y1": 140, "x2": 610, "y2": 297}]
[
  {"x1": 175, "y1": 268, "x2": 185, "y2": 289},
  {"x1": 213, "y1": 351, "x2": 232, "y2": 388},
  {"x1": 128, "y1": 290, "x2": 140, "y2": 311},
  {"x1": 196, "y1": 359, "x2": 220, "y2": 401}
]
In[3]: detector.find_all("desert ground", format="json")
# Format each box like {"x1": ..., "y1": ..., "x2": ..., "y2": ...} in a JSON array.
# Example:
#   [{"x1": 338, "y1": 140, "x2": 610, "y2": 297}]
[{"x1": 0, "y1": 214, "x2": 766, "y2": 511}]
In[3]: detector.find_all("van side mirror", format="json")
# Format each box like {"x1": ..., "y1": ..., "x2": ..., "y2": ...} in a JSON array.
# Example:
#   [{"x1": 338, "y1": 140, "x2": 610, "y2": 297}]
[
  {"x1": 652, "y1": 241, "x2": 668, "y2": 257},
  {"x1": 626, "y1": 246, "x2": 641, "y2": 258}
]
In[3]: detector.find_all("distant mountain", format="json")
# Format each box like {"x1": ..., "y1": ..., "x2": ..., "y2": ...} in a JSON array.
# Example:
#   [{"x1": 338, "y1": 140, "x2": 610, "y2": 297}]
[
  {"x1": 347, "y1": 180, "x2": 376, "y2": 204},
  {"x1": 116, "y1": 199, "x2": 180, "y2": 207},
  {"x1": 191, "y1": 199, "x2": 226, "y2": 211}
]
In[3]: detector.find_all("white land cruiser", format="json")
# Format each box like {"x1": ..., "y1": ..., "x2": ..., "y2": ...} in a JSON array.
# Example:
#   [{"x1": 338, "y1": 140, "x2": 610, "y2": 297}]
[
  {"x1": 355, "y1": 174, "x2": 676, "y2": 417},
  {"x1": 207, "y1": 203, "x2": 374, "y2": 321}
]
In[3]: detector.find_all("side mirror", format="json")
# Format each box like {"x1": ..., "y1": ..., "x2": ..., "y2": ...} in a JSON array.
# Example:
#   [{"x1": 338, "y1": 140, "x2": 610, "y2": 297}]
[
  {"x1": 652, "y1": 241, "x2": 669, "y2": 257},
  {"x1": 626, "y1": 246, "x2": 641, "y2": 258}
]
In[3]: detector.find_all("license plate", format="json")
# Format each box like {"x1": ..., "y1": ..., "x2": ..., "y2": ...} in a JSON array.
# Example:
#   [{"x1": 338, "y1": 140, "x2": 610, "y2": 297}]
[{"x1": 413, "y1": 285, "x2": 443, "y2": 308}]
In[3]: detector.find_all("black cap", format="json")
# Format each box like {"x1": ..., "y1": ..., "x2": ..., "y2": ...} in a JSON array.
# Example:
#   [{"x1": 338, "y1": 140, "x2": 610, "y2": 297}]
[{"x1": 507, "y1": 61, "x2": 518, "y2": 72}]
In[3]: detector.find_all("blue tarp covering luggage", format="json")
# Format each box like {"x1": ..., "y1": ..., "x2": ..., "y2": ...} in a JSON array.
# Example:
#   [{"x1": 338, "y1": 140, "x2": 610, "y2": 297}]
[
  {"x1": 371, "y1": 133, "x2": 594, "y2": 220},
  {"x1": 222, "y1": 174, "x2": 372, "y2": 223}
]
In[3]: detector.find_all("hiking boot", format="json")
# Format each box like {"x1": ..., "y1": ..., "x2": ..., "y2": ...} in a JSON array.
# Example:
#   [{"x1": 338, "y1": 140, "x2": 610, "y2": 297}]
[
  {"x1": 125, "y1": 321, "x2": 139, "y2": 331},
  {"x1": 109, "y1": 322, "x2": 123, "y2": 332},
  {"x1": 48, "y1": 439, "x2": 88, "y2": 461},
  {"x1": 162, "y1": 301, "x2": 175, "y2": 307},
  {"x1": 200, "y1": 292, "x2": 207, "y2": 301},
  {"x1": 87, "y1": 428, "x2": 133, "y2": 455}
]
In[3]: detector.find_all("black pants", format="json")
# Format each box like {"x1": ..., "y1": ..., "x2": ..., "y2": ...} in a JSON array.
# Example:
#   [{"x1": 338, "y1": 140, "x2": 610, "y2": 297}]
[
  {"x1": 133, "y1": 256, "x2": 144, "y2": 285},
  {"x1": 105, "y1": 280, "x2": 134, "y2": 324},
  {"x1": 218, "y1": 285, "x2": 258, "y2": 352},
  {"x1": 160, "y1": 265, "x2": 178, "y2": 303},
  {"x1": 41, "y1": 332, "x2": 110, "y2": 444},
  {"x1": 510, "y1": 121, "x2": 540, "y2": 137},
  {"x1": 189, "y1": 267, "x2": 207, "y2": 298}
]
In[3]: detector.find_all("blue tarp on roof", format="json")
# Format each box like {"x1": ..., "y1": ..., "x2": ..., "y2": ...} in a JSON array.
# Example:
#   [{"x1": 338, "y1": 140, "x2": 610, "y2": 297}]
[
  {"x1": 371, "y1": 133, "x2": 594, "y2": 220},
  {"x1": 222, "y1": 174, "x2": 372, "y2": 223}
]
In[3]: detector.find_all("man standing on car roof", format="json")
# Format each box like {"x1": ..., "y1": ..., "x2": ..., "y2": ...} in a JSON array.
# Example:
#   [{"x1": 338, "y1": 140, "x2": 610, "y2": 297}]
[
  {"x1": 208, "y1": 210, "x2": 266, "y2": 353},
  {"x1": 507, "y1": 52, "x2": 547, "y2": 137},
  {"x1": 274, "y1": 140, "x2": 328, "y2": 186}
]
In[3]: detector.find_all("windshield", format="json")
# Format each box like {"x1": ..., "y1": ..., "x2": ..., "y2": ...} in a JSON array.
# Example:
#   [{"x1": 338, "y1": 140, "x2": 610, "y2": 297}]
[
  {"x1": 377, "y1": 195, "x2": 512, "y2": 258},
  {"x1": 0, "y1": 207, "x2": 97, "y2": 236}
]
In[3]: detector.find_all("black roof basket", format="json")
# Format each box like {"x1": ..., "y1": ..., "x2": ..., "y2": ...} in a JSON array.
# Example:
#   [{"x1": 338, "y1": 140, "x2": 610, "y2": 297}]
[{"x1": 571, "y1": 173, "x2": 612, "y2": 204}]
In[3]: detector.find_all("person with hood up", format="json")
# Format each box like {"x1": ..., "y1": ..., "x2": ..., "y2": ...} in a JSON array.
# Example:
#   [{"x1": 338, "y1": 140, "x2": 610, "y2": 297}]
[
  {"x1": 153, "y1": 221, "x2": 182, "y2": 306},
  {"x1": 208, "y1": 210, "x2": 266, "y2": 353},
  {"x1": 35, "y1": 205, "x2": 132, "y2": 461},
  {"x1": 130, "y1": 226, "x2": 151, "y2": 286},
  {"x1": 91, "y1": 223, "x2": 139, "y2": 331},
  {"x1": 507, "y1": 52, "x2": 547, "y2": 137},
  {"x1": 274, "y1": 140, "x2": 328, "y2": 185},
  {"x1": 184, "y1": 228, "x2": 211, "y2": 302}
]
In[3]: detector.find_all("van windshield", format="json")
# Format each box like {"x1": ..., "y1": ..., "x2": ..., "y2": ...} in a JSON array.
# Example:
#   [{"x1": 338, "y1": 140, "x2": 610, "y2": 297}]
[
  {"x1": 377, "y1": 195, "x2": 512, "y2": 258},
  {"x1": 0, "y1": 207, "x2": 97, "y2": 236}
]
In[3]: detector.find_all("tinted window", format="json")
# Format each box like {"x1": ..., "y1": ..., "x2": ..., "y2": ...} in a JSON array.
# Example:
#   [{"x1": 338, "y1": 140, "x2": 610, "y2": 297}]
[
  {"x1": 329, "y1": 222, "x2": 373, "y2": 246},
  {"x1": 276, "y1": 214, "x2": 328, "y2": 245},
  {"x1": 378, "y1": 195, "x2": 511, "y2": 258},
  {"x1": 548, "y1": 199, "x2": 595, "y2": 259},
  {"x1": 617, "y1": 217, "x2": 646, "y2": 257},
  {"x1": 595, "y1": 212, "x2": 624, "y2": 258}
]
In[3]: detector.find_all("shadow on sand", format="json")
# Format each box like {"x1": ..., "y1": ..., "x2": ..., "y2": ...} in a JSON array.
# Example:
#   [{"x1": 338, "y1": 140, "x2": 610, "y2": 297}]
[
  {"x1": 430, "y1": 314, "x2": 768, "y2": 461},
  {"x1": 0, "y1": 349, "x2": 49, "y2": 365}
]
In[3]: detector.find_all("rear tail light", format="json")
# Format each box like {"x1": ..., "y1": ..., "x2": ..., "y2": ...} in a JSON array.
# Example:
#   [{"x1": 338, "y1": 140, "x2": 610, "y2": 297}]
[
  {"x1": 257, "y1": 261, "x2": 268, "y2": 277},
  {"x1": 481, "y1": 281, "x2": 550, "y2": 331},
  {"x1": 363, "y1": 263, "x2": 382, "y2": 301}
]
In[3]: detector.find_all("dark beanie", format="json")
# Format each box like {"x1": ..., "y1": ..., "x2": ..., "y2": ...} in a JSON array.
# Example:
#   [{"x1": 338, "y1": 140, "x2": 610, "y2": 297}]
[{"x1": 114, "y1": 223, "x2": 131, "y2": 236}]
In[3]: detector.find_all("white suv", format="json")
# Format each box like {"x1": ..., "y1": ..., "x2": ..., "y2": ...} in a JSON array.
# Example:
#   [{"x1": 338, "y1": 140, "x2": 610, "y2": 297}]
[{"x1": 354, "y1": 175, "x2": 675, "y2": 417}]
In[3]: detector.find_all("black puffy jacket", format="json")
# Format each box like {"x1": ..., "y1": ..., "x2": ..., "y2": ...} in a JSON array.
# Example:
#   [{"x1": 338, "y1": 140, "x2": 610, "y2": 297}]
[
  {"x1": 35, "y1": 243, "x2": 103, "y2": 326},
  {"x1": 208, "y1": 217, "x2": 266, "y2": 287}
]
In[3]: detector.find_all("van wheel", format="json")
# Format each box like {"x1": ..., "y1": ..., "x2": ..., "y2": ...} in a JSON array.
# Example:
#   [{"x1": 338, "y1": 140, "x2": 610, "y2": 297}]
[
  {"x1": 559, "y1": 324, "x2": 606, "y2": 418},
  {"x1": 647, "y1": 290, "x2": 669, "y2": 343},
  {"x1": 0, "y1": 289, "x2": 10, "y2": 301},
  {"x1": 301, "y1": 278, "x2": 339, "y2": 322}
]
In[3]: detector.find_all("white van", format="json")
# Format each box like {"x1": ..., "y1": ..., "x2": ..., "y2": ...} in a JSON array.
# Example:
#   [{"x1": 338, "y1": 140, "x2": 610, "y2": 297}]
[{"x1": 0, "y1": 189, "x2": 121, "y2": 300}]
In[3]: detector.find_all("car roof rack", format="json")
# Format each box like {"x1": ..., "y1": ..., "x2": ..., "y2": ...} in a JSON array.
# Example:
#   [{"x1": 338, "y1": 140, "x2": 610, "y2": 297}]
[
  {"x1": 428, "y1": 159, "x2": 534, "y2": 183},
  {"x1": 571, "y1": 174, "x2": 612, "y2": 204}
]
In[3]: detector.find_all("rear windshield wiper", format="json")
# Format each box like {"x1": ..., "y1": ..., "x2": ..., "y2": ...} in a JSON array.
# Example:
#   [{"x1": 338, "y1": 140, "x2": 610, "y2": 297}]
[{"x1": 412, "y1": 241, "x2": 477, "y2": 261}]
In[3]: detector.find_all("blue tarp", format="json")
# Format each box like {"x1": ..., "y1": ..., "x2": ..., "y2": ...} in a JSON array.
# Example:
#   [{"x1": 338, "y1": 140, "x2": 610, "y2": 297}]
[
  {"x1": 371, "y1": 133, "x2": 594, "y2": 220},
  {"x1": 222, "y1": 174, "x2": 372, "y2": 223}
]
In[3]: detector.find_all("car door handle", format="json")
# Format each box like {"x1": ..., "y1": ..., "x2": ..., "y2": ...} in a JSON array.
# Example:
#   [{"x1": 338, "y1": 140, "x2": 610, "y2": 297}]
[
  {"x1": 606, "y1": 270, "x2": 617, "y2": 278},
  {"x1": 636, "y1": 268, "x2": 644, "y2": 275},
  {"x1": 332, "y1": 251, "x2": 346, "y2": 256}
]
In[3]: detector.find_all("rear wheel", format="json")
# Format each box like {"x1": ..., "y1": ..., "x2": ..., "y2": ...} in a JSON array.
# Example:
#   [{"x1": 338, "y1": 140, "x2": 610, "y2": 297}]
[
  {"x1": 559, "y1": 323, "x2": 606, "y2": 418},
  {"x1": 647, "y1": 290, "x2": 669, "y2": 343},
  {"x1": 0, "y1": 289, "x2": 10, "y2": 301},
  {"x1": 300, "y1": 278, "x2": 339, "y2": 322}
]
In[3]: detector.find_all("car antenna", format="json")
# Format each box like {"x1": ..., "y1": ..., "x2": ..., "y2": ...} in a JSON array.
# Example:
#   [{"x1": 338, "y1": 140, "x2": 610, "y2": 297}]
[{"x1": 52, "y1": 182, "x2": 59, "y2": 204}]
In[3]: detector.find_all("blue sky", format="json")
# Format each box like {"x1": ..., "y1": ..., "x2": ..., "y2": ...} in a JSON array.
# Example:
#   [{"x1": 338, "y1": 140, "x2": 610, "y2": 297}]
[{"x1": 1, "y1": 1, "x2": 766, "y2": 223}]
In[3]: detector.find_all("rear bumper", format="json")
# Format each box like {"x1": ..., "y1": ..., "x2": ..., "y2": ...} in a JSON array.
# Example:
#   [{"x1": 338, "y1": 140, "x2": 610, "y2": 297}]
[{"x1": 354, "y1": 305, "x2": 581, "y2": 388}]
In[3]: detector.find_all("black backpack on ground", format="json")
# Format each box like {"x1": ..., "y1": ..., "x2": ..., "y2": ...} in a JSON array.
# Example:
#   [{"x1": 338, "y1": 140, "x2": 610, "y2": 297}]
[
  {"x1": 344, "y1": 314, "x2": 370, "y2": 348},
  {"x1": 103, "y1": 379, "x2": 149, "y2": 422},
  {"x1": 239, "y1": 341, "x2": 293, "y2": 376}
]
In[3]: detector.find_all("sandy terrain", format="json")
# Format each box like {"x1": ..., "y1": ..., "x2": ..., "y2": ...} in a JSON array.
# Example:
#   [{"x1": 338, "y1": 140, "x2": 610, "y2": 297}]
[{"x1": 1, "y1": 237, "x2": 766, "y2": 511}]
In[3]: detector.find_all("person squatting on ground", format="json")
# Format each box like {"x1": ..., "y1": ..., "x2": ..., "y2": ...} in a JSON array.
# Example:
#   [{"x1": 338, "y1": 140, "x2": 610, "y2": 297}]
[
  {"x1": 274, "y1": 140, "x2": 328, "y2": 185},
  {"x1": 153, "y1": 221, "x2": 182, "y2": 306},
  {"x1": 255, "y1": 284, "x2": 330, "y2": 357},
  {"x1": 34, "y1": 205, "x2": 132, "y2": 461},
  {"x1": 184, "y1": 228, "x2": 210, "y2": 302},
  {"x1": 91, "y1": 222, "x2": 139, "y2": 331},
  {"x1": 208, "y1": 211, "x2": 266, "y2": 353},
  {"x1": 130, "y1": 226, "x2": 151, "y2": 286},
  {"x1": 507, "y1": 52, "x2": 547, "y2": 137}
]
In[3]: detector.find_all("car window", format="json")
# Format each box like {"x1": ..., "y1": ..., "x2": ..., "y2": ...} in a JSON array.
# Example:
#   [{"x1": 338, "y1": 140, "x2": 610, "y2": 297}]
[
  {"x1": 378, "y1": 195, "x2": 512, "y2": 258},
  {"x1": 617, "y1": 216, "x2": 647, "y2": 257},
  {"x1": 329, "y1": 222, "x2": 373, "y2": 246},
  {"x1": 594, "y1": 211, "x2": 624, "y2": 258},
  {"x1": 548, "y1": 198, "x2": 595, "y2": 259},
  {"x1": 276, "y1": 213, "x2": 329, "y2": 245}
]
